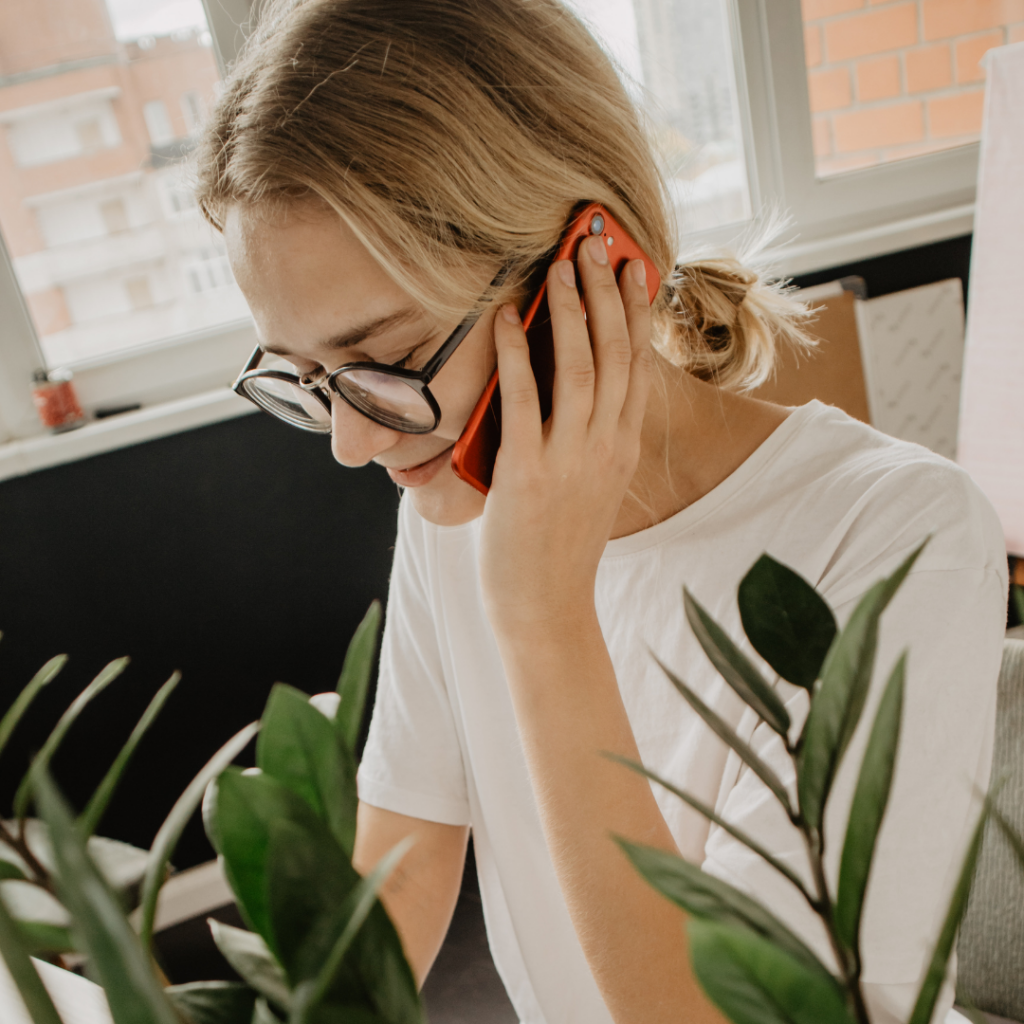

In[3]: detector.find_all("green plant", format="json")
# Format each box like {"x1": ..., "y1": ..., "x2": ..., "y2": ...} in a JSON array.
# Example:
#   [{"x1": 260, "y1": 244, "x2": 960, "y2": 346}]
[
  {"x1": 1011, "y1": 583, "x2": 1024, "y2": 629},
  {"x1": 0, "y1": 645, "x2": 181, "y2": 959},
  {"x1": 0, "y1": 600, "x2": 424, "y2": 1024},
  {"x1": 615, "y1": 544, "x2": 989, "y2": 1024}
]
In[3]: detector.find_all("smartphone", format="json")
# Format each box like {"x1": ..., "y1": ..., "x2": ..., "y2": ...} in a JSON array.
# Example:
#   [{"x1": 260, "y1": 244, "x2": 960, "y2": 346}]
[{"x1": 451, "y1": 202, "x2": 660, "y2": 495}]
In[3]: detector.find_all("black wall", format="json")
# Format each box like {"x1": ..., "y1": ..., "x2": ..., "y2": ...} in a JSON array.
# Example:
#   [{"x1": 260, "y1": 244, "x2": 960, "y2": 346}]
[
  {"x1": 0, "y1": 413, "x2": 400, "y2": 867},
  {"x1": 791, "y1": 233, "x2": 972, "y2": 304}
]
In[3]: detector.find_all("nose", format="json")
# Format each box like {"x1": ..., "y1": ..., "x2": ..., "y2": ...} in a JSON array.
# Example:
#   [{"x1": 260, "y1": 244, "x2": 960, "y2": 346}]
[{"x1": 329, "y1": 393, "x2": 400, "y2": 467}]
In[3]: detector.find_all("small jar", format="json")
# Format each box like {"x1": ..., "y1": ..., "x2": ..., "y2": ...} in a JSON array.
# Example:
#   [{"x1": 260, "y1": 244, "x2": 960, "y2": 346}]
[{"x1": 32, "y1": 368, "x2": 85, "y2": 432}]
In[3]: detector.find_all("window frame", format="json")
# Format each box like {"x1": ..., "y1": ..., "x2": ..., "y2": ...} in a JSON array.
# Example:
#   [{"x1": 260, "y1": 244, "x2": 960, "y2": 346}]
[{"x1": 0, "y1": 0, "x2": 982, "y2": 455}]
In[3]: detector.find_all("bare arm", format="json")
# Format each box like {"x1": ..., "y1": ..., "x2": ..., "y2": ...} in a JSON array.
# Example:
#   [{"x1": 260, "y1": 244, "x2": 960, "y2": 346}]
[
  {"x1": 478, "y1": 241, "x2": 727, "y2": 1024},
  {"x1": 352, "y1": 801, "x2": 468, "y2": 987}
]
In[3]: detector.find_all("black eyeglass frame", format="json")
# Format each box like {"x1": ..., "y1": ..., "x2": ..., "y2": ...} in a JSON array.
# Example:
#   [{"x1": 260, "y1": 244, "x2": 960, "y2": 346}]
[{"x1": 232, "y1": 267, "x2": 510, "y2": 435}]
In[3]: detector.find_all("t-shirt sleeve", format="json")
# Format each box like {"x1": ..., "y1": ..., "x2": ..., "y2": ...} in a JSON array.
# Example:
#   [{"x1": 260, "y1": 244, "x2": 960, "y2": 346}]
[
  {"x1": 701, "y1": 472, "x2": 1008, "y2": 1023},
  {"x1": 356, "y1": 496, "x2": 471, "y2": 827}
]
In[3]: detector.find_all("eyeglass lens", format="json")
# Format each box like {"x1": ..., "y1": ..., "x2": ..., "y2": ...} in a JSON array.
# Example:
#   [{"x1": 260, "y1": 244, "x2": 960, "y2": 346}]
[
  {"x1": 240, "y1": 376, "x2": 333, "y2": 433},
  {"x1": 333, "y1": 368, "x2": 436, "y2": 432}
]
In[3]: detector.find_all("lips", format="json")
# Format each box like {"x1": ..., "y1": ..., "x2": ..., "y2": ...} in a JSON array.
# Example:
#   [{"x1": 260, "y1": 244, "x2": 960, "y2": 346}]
[{"x1": 385, "y1": 444, "x2": 455, "y2": 487}]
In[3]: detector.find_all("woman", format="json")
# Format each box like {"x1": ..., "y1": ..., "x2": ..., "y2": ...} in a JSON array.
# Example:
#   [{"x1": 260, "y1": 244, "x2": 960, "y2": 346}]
[{"x1": 195, "y1": 1, "x2": 1008, "y2": 1021}]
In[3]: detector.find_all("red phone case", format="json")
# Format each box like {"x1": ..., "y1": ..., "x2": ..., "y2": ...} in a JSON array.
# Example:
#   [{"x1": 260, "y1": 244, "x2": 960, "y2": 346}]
[{"x1": 451, "y1": 202, "x2": 660, "y2": 495}]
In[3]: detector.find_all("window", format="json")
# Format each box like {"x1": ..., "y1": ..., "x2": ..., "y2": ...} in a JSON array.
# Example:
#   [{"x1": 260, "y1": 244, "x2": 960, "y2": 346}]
[
  {"x1": 143, "y1": 100, "x2": 176, "y2": 146},
  {"x1": 567, "y1": 0, "x2": 751, "y2": 234},
  {"x1": 0, "y1": 0, "x2": 255, "y2": 446},
  {"x1": 0, "y1": 0, "x2": 996, "y2": 453},
  {"x1": 803, "y1": 1, "x2": 1021, "y2": 178},
  {"x1": 180, "y1": 91, "x2": 205, "y2": 134}
]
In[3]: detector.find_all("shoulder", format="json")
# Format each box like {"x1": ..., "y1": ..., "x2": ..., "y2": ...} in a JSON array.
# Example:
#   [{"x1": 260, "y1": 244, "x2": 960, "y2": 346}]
[{"x1": 778, "y1": 403, "x2": 1007, "y2": 601}]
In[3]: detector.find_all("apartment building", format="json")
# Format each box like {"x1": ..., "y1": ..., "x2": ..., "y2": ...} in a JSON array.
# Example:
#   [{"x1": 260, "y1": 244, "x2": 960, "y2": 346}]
[{"x1": 0, "y1": 0, "x2": 247, "y2": 369}]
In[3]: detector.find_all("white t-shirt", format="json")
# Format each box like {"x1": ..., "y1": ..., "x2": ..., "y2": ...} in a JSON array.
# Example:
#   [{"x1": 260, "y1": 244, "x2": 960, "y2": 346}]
[{"x1": 357, "y1": 401, "x2": 1008, "y2": 1024}]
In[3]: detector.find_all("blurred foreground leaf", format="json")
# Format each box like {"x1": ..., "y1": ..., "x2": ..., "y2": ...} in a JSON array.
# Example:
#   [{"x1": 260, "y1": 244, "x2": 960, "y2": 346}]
[
  {"x1": 689, "y1": 918, "x2": 854, "y2": 1024},
  {"x1": 166, "y1": 980, "x2": 257, "y2": 1024},
  {"x1": 14, "y1": 657, "x2": 129, "y2": 819},
  {"x1": 0, "y1": 655, "x2": 67, "y2": 761},
  {"x1": 336, "y1": 600, "x2": 382, "y2": 752}
]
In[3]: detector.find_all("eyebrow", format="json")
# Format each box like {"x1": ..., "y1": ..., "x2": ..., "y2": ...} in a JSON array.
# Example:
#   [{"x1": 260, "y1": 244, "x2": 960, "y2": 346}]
[{"x1": 262, "y1": 306, "x2": 422, "y2": 357}]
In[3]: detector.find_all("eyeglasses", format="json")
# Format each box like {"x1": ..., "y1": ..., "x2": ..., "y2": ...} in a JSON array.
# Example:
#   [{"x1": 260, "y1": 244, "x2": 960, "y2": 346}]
[{"x1": 232, "y1": 268, "x2": 509, "y2": 435}]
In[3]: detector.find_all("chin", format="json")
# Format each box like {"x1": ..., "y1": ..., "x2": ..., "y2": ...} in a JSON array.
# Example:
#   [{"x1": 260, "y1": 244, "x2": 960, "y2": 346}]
[{"x1": 409, "y1": 462, "x2": 486, "y2": 527}]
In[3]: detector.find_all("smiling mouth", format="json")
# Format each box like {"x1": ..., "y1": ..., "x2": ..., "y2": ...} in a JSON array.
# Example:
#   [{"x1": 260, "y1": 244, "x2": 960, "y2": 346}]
[{"x1": 383, "y1": 444, "x2": 455, "y2": 487}]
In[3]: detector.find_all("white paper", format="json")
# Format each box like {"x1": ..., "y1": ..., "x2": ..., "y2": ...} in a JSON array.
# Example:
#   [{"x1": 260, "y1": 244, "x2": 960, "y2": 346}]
[
  {"x1": 0, "y1": 955, "x2": 113, "y2": 1024},
  {"x1": 957, "y1": 42, "x2": 1024, "y2": 556},
  {"x1": 855, "y1": 278, "x2": 966, "y2": 460}
]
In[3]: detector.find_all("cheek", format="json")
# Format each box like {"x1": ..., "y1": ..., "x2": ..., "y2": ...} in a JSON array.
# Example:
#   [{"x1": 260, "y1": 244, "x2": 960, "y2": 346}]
[{"x1": 430, "y1": 320, "x2": 498, "y2": 439}]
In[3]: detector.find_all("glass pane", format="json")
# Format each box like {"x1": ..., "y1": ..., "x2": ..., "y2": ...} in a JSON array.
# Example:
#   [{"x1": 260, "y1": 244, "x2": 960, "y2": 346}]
[
  {"x1": 567, "y1": 0, "x2": 751, "y2": 233},
  {"x1": 0, "y1": 0, "x2": 250, "y2": 369},
  {"x1": 803, "y1": 1, "x2": 1020, "y2": 178}
]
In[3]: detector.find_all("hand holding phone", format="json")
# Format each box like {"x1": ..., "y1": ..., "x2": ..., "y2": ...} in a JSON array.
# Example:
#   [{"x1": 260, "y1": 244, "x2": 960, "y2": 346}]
[{"x1": 451, "y1": 203, "x2": 660, "y2": 495}]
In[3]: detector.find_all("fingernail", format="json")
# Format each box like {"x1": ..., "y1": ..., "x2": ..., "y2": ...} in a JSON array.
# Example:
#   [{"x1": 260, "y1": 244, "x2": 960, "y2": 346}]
[
  {"x1": 587, "y1": 234, "x2": 609, "y2": 265},
  {"x1": 631, "y1": 260, "x2": 646, "y2": 286},
  {"x1": 501, "y1": 303, "x2": 521, "y2": 324},
  {"x1": 556, "y1": 260, "x2": 576, "y2": 288}
]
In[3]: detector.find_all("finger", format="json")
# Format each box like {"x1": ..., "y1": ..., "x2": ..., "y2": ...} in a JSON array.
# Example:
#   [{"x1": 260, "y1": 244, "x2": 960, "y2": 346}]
[
  {"x1": 576, "y1": 234, "x2": 634, "y2": 430},
  {"x1": 493, "y1": 303, "x2": 543, "y2": 453},
  {"x1": 618, "y1": 259, "x2": 656, "y2": 436},
  {"x1": 545, "y1": 258, "x2": 596, "y2": 439}
]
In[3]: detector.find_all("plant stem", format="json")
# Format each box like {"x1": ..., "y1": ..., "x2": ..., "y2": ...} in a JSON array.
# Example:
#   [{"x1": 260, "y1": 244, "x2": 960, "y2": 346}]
[
  {"x1": 803, "y1": 827, "x2": 871, "y2": 1024},
  {"x1": 0, "y1": 819, "x2": 53, "y2": 891}
]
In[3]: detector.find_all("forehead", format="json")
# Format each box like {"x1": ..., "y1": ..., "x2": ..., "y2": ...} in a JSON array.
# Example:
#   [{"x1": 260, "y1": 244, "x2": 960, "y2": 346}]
[{"x1": 223, "y1": 202, "x2": 421, "y2": 356}]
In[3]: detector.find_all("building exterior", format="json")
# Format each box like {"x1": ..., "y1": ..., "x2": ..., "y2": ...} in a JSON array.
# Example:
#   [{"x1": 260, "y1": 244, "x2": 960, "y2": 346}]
[{"x1": 0, "y1": 0, "x2": 247, "y2": 368}]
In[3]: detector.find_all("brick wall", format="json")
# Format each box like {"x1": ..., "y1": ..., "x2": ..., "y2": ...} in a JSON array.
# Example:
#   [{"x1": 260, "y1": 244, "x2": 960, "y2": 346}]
[{"x1": 804, "y1": 0, "x2": 1024, "y2": 176}]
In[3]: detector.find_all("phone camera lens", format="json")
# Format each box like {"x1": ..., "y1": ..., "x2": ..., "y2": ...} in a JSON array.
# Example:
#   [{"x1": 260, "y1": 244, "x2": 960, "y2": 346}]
[{"x1": 589, "y1": 214, "x2": 605, "y2": 235}]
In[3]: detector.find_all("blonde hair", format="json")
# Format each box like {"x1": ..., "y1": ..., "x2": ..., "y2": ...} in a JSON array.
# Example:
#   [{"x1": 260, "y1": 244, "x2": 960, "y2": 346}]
[{"x1": 195, "y1": 0, "x2": 811, "y2": 390}]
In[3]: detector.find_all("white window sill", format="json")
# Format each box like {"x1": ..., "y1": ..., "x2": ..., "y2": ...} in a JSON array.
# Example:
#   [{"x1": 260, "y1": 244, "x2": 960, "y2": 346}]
[{"x1": 0, "y1": 387, "x2": 256, "y2": 485}]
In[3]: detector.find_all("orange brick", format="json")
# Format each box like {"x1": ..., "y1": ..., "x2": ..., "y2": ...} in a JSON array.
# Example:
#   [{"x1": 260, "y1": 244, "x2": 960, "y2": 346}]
[
  {"x1": 803, "y1": 0, "x2": 864, "y2": 18},
  {"x1": 825, "y1": 3, "x2": 918, "y2": 61},
  {"x1": 923, "y1": 0, "x2": 1024, "y2": 40},
  {"x1": 956, "y1": 31, "x2": 1005, "y2": 82},
  {"x1": 857, "y1": 55, "x2": 902, "y2": 100},
  {"x1": 928, "y1": 89, "x2": 985, "y2": 136},
  {"x1": 809, "y1": 67, "x2": 853, "y2": 111},
  {"x1": 813, "y1": 116, "x2": 833, "y2": 157},
  {"x1": 833, "y1": 100, "x2": 924, "y2": 151},
  {"x1": 805, "y1": 25, "x2": 823, "y2": 67},
  {"x1": 906, "y1": 44, "x2": 952, "y2": 91},
  {"x1": 1012, "y1": 23, "x2": 1024, "y2": 42}
]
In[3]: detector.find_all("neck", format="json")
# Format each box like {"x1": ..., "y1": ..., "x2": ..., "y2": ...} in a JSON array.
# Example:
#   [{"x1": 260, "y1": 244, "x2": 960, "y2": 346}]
[{"x1": 610, "y1": 354, "x2": 790, "y2": 540}]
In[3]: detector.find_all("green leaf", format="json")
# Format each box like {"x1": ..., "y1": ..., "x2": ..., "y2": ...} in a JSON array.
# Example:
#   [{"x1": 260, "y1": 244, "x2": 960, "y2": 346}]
[
  {"x1": 0, "y1": 888, "x2": 64, "y2": 1024},
  {"x1": 653, "y1": 654, "x2": 794, "y2": 817},
  {"x1": 252, "y1": 997, "x2": 285, "y2": 1024},
  {"x1": 1012, "y1": 583, "x2": 1024, "y2": 626},
  {"x1": 208, "y1": 920, "x2": 291, "y2": 1012},
  {"x1": 738, "y1": 555, "x2": 837, "y2": 692},
  {"x1": 138, "y1": 720, "x2": 258, "y2": 950},
  {"x1": 80, "y1": 672, "x2": 181, "y2": 838},
  {"x1": 907, "y1": 799, "x2": 989, "y2": 1024},
  {"x1": 166, "y1": 980, "x2": 257, "y2": 1024},
  {"x1": 605, "y1": 754, "x2": 812, "y2": 903},
  {"x1": 798, "y1": 542, "x2": 924, "y2": 831},
  {"x1": 14, "y1": 919, "x2": 75, "y2": 954},
  {"x1": 32, "y1": 768, "x2": 179, "y2": 1024},
  {"x1": 290, "y1": 837, "x2": 414, "y2": 1024},
  {"x1": 0, "y1": 655, "x2": 67, "y2": 761},
  {"x1": 615, "y1": 838, "x2": 831, "y2": 979},
  {"x1": 336, "y1": 601, "x2": 382, "y2": 752},
  {"x1": 688, "y1": 918, "x2": 854, "y2": 1024},
  {"x1": 0, "y1": 859, "x2": 27, "y2": 882},
  {"x1": 683, "y1": 589, "x2": 791, "y2": 738},
  {"x1": 834, "y1": 653, "x2": 905, "y2": 952},
  {"x1": 208, "y1": 768, "x2": 345, "y2": 954},
  {"x1": 256, "y1": 685, "x2": 358, "y2": 856},
  {"x1": 14, "y1": 656, "x2": 129, "y2": 819}
]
